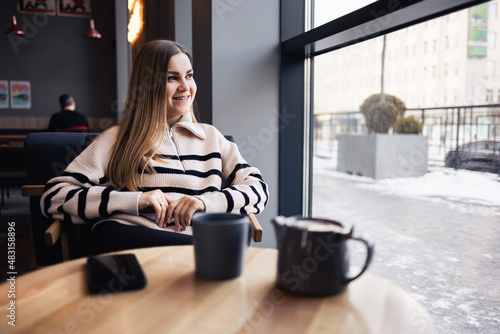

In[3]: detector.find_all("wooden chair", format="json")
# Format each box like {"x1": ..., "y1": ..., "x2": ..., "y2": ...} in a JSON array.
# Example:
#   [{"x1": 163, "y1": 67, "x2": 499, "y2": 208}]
[{"x1": 22, "y1": 132, "x2": 263, "y2": 265}]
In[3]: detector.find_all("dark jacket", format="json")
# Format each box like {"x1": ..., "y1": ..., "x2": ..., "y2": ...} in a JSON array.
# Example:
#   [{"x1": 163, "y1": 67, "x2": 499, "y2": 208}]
[{"x1": 48, "y1": 109, "x2": 89, "y2": 131}]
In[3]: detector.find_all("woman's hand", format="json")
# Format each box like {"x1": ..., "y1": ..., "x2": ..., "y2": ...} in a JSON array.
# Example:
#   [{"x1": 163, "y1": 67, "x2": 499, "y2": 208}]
[
  {"x1": 166, "y1": 196, "x2": 206, "y2": 232},
  {"x1": 138, "y1": 190, "x2": 171, "y2": 227}
]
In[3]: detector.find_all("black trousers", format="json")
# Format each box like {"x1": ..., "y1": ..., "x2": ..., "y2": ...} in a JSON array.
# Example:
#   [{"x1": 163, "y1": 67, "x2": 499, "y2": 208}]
[{"x1": 87, "y1": 221, "x2": 193, "y2": 255}]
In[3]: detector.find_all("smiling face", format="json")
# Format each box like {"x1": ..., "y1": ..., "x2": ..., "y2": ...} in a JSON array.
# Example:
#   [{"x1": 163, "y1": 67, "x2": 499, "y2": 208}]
[{"x1": 166, "y1": 53, "x2": 197, "y2": 125}]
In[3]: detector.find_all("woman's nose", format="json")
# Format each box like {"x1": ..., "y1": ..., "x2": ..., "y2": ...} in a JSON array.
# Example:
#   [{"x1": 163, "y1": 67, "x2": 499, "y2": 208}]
[{"x1": 178, "y1": 79, "x2": 188, "y2": 91}]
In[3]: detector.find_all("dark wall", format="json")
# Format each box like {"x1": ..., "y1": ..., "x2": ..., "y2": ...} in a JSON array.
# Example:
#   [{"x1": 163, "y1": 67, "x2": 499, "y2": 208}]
[
  {"x1": 131, "y1": 0, "x2": 175, "y2": 61},
  {"x1": 0, "y1": 1, "x2": 116, "y2": 121}
]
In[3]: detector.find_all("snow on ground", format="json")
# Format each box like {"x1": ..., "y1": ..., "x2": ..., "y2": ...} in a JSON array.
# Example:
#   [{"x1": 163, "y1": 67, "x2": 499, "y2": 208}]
[{"x1": 314, "y1": 156, "x2": 500, "y2": 215}]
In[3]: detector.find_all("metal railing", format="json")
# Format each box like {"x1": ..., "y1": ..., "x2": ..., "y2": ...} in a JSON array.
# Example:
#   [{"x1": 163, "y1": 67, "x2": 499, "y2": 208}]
[{"x1": 314, "y1": 104, "x2": 500, "y2": 171}]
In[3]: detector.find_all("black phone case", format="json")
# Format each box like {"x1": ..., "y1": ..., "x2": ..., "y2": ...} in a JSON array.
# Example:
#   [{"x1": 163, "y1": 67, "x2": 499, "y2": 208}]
[{"x1": 86, "y1": 254, "x2": 147, "y2": 294}]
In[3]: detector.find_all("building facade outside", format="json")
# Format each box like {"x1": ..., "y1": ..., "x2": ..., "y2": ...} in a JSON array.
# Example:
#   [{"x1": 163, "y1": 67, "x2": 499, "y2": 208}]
[{"x1": 314, "y1": 1, "x2": 500, "y2": 114}]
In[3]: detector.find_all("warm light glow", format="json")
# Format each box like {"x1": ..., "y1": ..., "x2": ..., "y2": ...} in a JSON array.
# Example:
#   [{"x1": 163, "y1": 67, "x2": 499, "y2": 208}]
[{"x1": 128, "y1": 0, "x2": 143, "y2": 44}]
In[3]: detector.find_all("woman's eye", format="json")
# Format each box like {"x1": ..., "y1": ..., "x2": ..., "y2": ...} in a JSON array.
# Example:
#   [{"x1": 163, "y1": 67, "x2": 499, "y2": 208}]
[
  {"x1": 168, "y1": 76, "x2": 177, "y2": 81},
  {"x1": 186, "y1": 73, "x2": 193, "y2": 79}
]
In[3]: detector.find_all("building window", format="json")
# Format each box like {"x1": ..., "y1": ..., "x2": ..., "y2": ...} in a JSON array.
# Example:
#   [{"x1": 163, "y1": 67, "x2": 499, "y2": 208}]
[
  {"x1": 488, "y1": 32, "x2": 496, "y2": 49},
  {"x1": 490, "y1": 2, "x2": 497, "y2": 19},
  {"x1": 424, "y1": 41, "x2": 427, "y2": 53},
  {"x1": 487, "y1": 60, "x2": 495, "y2": 77},
  {"x1": 445, "y1": 35, "x2": 449, "y2": 49},
  {"x1": 433, "y1": 39, "x2": 437, "y2": 52},
  {"x1": 486, "y1": 89, "x2": 493, "y2": 103},
  {"x1": 498, "y1": 89, "x2": 500, "y2": 102}
]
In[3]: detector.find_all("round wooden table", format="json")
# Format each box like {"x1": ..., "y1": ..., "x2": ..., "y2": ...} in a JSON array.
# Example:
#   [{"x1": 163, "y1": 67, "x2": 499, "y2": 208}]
[{"x1": 0, "y1": 246, "x2": 435, "y2": 333}]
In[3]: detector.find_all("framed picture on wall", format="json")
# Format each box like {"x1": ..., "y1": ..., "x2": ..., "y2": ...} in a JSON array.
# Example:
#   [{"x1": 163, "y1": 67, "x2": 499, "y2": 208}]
[
  {"x1": 0, "y1": 81, "x2": 9, "y2": 108},
  {"x1": 10, "y1": 81, "x2": 31, "y2": 109},
  {"x1": 58, "y1": 0, "x2": 91, "y2": 18},
  {"x1": 18, "y1": 0, "x2": 56, "y2": 15}
]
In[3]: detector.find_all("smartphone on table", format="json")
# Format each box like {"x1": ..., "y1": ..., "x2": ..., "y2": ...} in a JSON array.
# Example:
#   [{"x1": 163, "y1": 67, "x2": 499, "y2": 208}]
[{"x1": 86, "y1": 254, "x2": 147, "y2": 294}]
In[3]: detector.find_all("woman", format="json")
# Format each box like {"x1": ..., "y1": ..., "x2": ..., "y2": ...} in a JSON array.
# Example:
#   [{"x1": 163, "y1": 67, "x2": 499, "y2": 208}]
[{"x1": 41, "y1": 40, "x2": 268, "y2": 254}]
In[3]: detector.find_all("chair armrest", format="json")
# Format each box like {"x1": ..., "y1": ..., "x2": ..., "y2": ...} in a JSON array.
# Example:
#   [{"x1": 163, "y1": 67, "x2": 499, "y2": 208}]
[
  {"x1": 22, "y1": 184, "x2": 45, "y2": 197},
  {"x1": 45, "y1": 219, "x2": 63, "y2": 246},
  {"x1": 45, "y1": 218, "x2": 70, "y2": 261},
  {"x1": 22, "y1": 184, "x2": 61, "y2": 247},
  {"x1": 248, "y1": 212, "x2": 263, "y2": 242}
]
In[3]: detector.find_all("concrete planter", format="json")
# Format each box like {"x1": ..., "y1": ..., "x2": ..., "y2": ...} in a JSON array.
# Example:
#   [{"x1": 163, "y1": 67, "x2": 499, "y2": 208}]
[{"x1": 337, "y1": 134, "x2": 428, "y2": 179}]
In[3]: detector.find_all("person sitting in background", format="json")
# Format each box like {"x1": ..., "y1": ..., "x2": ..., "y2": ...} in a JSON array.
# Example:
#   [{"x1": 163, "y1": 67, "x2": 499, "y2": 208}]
[
  {"x1": 48, "y1": 94, "x2": 89, "y2": 131},
  {"x1": 40, "y1": 40, "x2": 269, "y2": 255}
]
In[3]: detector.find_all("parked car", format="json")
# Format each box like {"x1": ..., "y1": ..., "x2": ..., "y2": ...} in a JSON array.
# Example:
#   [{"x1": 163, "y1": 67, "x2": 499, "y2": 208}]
[{"x1": 445, "y1": 141, "x2": 500, "y2": 173}]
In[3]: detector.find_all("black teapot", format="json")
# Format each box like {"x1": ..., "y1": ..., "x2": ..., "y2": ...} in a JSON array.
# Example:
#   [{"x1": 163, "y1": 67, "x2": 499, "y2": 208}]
[{"x1": 272, "y1": 216, "x2": 374, "y2": 296}]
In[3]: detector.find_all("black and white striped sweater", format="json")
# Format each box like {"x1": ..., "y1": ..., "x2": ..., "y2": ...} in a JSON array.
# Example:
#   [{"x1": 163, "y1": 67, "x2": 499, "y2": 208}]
[{"x1": 40, "y1": 115, "x2": 269, "y2": 234}]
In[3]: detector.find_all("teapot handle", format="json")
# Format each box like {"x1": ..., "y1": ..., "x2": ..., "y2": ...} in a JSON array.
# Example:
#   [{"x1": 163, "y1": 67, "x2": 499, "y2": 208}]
[{"x1": 344, "y1": 237, "x2": 374, "y2": 283}]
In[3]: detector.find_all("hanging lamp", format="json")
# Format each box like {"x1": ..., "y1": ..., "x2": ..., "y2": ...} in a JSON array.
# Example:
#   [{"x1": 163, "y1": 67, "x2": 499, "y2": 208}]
[
  {"x1": 5, "y1": 15, "x2": 24, "y2": 35},
  {"x1": 5, "y1": 0, "x2": 24, "y2": 36},
  {"x1": 83, "y1": 18, "x2": 101, "y2": 39}
]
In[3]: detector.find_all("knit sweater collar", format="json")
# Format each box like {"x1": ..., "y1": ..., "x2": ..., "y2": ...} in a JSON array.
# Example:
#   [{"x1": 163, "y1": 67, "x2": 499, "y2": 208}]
[{"x1": 169, "y1": 113, "x2": 206, "y2": 140}]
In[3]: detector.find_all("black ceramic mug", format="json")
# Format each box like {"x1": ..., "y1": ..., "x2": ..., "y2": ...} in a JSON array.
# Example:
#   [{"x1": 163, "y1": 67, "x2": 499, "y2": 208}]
[
  {"x1": 192, "y1": 213, "x2": 251, "y2": 280},
  {"x1": 272, "y1": 216, "x2": 374, "y2": 296}
]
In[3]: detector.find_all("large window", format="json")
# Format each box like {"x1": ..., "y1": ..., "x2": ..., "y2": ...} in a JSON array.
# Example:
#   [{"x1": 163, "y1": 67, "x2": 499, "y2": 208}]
[{"x1": 280, "y1": 1, "x2": 499, "y2": 333}]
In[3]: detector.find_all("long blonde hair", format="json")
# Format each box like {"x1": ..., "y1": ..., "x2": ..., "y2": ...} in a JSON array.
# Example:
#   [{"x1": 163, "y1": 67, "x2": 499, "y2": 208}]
[{"x1": 107, "y1": 40, "x2": 196, "y2": 191}]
